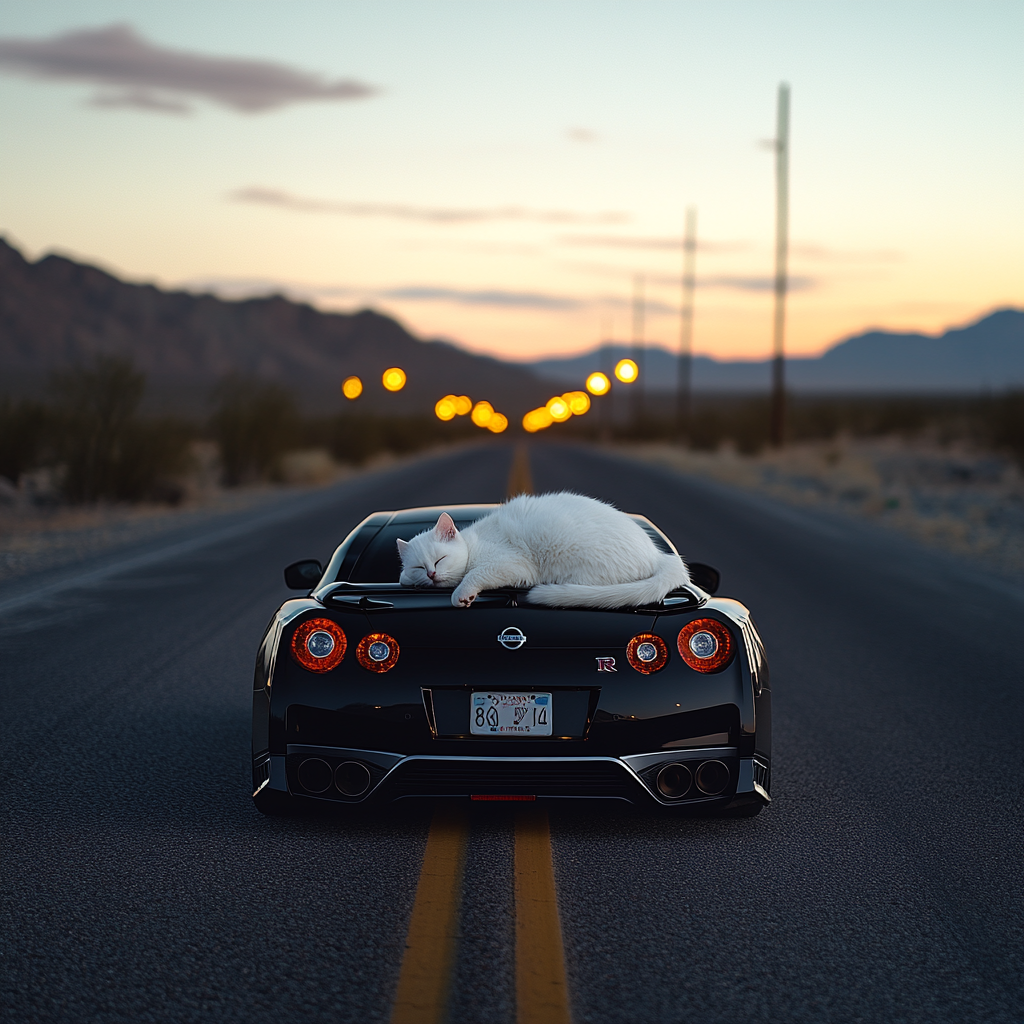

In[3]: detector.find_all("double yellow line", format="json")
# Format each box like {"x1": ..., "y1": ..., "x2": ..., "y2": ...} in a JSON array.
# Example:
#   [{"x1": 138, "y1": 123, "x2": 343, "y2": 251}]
[
  {"x1": 392, "y1": 445, "x2": 568, "y2": 1022},
  {"x1": 390, "y1": 806, "x2": 572, "y2": 1024}
]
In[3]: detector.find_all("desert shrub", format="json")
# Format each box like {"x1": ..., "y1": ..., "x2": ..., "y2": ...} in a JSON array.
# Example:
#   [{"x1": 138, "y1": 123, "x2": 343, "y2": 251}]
[
  {"x1": 210, "y1": 377, "x2": 298, "y2": 486},
  {"x1": 50, "y1": 356, "x2": 192, "y2": 503},
  {"x1": 0, "y1": 398, "x2": 53, "y2": 485},
  {"x1": 986, "y1": 391, "x2": 1024, "y2": 465}
]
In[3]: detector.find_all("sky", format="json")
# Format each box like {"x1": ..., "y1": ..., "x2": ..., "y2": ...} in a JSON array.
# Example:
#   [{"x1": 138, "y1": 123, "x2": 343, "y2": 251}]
[{"x1": 0, "y1": 1, "x2": 1021, "y2": 364}]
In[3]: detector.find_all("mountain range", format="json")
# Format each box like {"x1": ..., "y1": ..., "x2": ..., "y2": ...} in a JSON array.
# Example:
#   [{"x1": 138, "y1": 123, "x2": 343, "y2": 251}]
[
  {"x1": 529, "y1": 308, "x2": 1024, "y2": 394},
  {"x1": 1, "y1": 239, "x2": 1021, "y2": 415},
  {"x1": 0, "y1": 239, "x2": 548, "y2": 415}
]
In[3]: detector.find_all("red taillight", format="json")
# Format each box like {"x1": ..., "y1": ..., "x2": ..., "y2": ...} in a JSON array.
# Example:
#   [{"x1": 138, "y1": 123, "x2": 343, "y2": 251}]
[
  {"x1": 626, "y1": 633, "x2": 669, "y2": 674},
  {"x1": 290, "y1": 618, "x2": 347, "y2": 673},
  {"x1": 356, "y1": 632, "x2": 400, "y2": 673},
  {"x1": 677, "y1": 619, "x2": 734, "y2": 673}
]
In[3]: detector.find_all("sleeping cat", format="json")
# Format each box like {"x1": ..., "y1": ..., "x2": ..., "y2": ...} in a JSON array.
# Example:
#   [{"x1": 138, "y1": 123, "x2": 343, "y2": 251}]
[{"x1": 397, "y1": 492, "x2": 690, "y2": 609}]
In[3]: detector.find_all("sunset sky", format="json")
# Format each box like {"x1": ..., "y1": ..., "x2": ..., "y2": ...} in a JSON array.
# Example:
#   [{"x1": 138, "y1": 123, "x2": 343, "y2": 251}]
[{"x1": 0, "y1": 1, "x2": 1020, "y2": 363}]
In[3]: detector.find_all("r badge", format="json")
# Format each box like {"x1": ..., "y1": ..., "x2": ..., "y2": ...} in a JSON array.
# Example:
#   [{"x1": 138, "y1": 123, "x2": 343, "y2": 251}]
[{"x1": 595, "y1": 657, "x2": 617, "y2": 672}]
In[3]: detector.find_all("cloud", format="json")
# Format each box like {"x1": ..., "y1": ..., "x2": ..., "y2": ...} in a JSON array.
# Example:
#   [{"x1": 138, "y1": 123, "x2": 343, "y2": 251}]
[
  {"x1": 566, "y1": 127, "x2": 599, "y2": 143},
  {"x1": 0, "y1": 23, "x2": 376, "y2": 114},
  {"x1": 230, "y1": 186, "x2": 630, "y2": 225},
  {"x1": 380, "y1": 286, "x2": 584, "y2": 310},
  {"x1": 789, "y1": 243, "x2": 902, "y2": 263},
  {"x1": 558, "y1": 234, "x2": 749, "y2": 253}
]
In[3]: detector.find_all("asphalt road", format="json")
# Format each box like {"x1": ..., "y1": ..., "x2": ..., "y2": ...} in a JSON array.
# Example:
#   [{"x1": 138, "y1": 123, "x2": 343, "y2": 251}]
[{"x1": 3, "y1": 443, "x2": 1023, "y2": 1024}]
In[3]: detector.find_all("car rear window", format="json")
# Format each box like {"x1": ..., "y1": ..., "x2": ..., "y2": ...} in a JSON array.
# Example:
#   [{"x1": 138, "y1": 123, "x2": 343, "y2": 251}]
[{"x1": 348, "y1": 520, "x2": 479, "y2": 583}]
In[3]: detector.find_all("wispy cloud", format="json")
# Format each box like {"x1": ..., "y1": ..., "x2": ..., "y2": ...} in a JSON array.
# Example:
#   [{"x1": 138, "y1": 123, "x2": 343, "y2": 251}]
[
  {"x1": 183, "y1": 273, "x2": 815, "y2": 315},
  {"x1": 0, "y1": 23, "x2": 376, "y2": 114},
  {"x1": 558, "y1": 234, "x2": 749, "y2": 253},
  {"x1": 561, "y1": 259, "x2": 818, "y2": 293},
  {"x1": 566, "y1": 127, "x2": 599, "y2": 143},
  {"x1": 790, "y1": 243, "x2": 903, "y2": 263},
  {"x1": 230, "y1": 186, "x2": 629, "y2": 225},
  {"x1": 379, "y1": 286, "x2": 584, "y2": 310}
]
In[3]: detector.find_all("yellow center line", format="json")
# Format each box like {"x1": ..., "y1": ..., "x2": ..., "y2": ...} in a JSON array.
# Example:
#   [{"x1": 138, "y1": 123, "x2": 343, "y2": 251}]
[
  {"x1": 507, "y1": 443, "x2": 535, "y2": 497},
  {"x1": 515, "y1": 808, "x2": 573, "y2": 1024},
  {"x1": 390, "y1": 806, "x2": 470, "y2": 1024}
]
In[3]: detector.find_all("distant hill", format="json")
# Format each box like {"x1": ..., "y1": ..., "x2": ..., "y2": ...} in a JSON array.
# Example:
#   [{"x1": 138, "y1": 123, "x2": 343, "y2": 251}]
[
  {"x1": 530, "y1": 308, "x2": 1024, "y2": 394},
  {"x1": 0, "y1": 239, "x2": 548, "y2": 415}
]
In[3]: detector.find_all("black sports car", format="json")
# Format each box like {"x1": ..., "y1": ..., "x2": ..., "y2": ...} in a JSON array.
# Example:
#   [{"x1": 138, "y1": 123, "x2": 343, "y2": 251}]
[{"x1": 252, "y1": 505, "x2": 771, "y2": 816}]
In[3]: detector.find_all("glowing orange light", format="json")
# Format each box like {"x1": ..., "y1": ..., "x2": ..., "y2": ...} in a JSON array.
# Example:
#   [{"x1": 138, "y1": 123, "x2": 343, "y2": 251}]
[
  {"x1": 522, "y1": 408, "x2": 553, "y2": 433},
  {"x1": 356, "y1": 632, "x2": 400, "y2": 673},
  {"x1": 435, "y1": 396, "x2": 457, "y2": 421},
  {"x1": 471, "y1": 401, "x2": 494, "y2": 427},
  {"x1": 546, "y1": 396, "x2": 571, "y2": 422},
  {"x1": 586, "y1": 372, "x2": 610, "y2": 396},
  {"x1": 615, "y1": 359, "x2": 638, "y2": 383},
  {"x1": 487, "y1": 413, "x2": 508, "y2": 434},
  {"x1": 454, "y1": 395, "x2": 473, "y2": 416},
  {"x1": 677, "y1": 619, "x2": 734, "y2": 673},
  {"x1": 566, "y1": 391, "x2": 591, "y2": 415},
  {"x1": 382, "y1": 367, "x2": 406, "y2": 392},
  {"x1": 342, "y1": 376, "x2": 363, "y2": 399},
  {"x1": 626, "y1": 633, "x2": 669, "y2": 674},
  {"x1": 290, "y1": 618, "x2": 347, "y2": 673}
]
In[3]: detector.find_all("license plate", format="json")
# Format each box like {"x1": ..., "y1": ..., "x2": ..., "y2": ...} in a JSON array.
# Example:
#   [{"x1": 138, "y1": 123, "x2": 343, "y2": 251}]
[{"x1": 470, "y1": 692, "x2": 552, "y2": 736}]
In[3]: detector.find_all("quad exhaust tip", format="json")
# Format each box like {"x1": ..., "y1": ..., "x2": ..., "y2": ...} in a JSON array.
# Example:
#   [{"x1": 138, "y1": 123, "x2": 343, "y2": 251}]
[
  {"x1": 296, "y1": 757, "x2": 372, "y2": 797},
  {"x1": 656, "y1": 760, "x2": 731, "y2": 799}
]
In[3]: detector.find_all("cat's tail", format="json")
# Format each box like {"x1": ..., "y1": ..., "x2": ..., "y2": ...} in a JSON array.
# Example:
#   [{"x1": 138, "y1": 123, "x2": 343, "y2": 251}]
[{"x1": 527, "y1": 554, "x2": 692, "y2": 610}]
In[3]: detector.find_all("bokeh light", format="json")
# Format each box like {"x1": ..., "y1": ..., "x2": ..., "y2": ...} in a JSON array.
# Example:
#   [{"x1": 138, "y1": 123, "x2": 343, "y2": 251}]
[
  {"x1": 523, "y1": 407, "x2": 554, "y2": 432},
  {"x1": 382, "y1": 367, "x2": 406, "y2": 391},
  {"x1": 435, "y1": 395, "x2": 457, "y2": 420},
  {"x1": 487, "y1": 413, "x2": 508, "y2": 433},
  {"x1": 454, "y1": 395, "x2": 473, "y2": 416},
  {"x1": 566, "y1": 391, "x2": 591, "y2": 415},
  {"x1": 586, "y1": 372, "x2": 611, "y2": 396},
  {"x1": 471, "y1": 400, "x2": 494, "y2": 427},
  {"x1": 546, "y1": 396, "x2": 571, "y2": 422},
  {"x1": 615, "y1": 359, "x2": 638, "y2": 383},
  {"x1": 342, "y1": 376, "x2": 363, "y2": 399}
]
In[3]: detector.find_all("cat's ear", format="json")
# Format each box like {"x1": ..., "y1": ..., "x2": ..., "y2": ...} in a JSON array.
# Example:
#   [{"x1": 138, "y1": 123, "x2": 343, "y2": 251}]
[
  {"x1": 433, "y1": 512, "x2": 458, "y2": 541},
  {"x1": 396, "y1": 538, "x2": 409, "y2": 558}
]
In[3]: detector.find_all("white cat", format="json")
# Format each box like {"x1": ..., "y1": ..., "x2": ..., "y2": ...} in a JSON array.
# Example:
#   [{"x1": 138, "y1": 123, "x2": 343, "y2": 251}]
[{"x1": 397, "y1": 492, "x2": 690, "y2": 609}]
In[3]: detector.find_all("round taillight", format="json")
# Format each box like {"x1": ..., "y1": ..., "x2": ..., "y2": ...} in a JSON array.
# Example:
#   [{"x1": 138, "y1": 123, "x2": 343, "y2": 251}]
[
  {"x1": 356, "y1": 632, "x2": 400, "y2": 673},
  {"x1": 677, "y1": 618, "x2": 734, "y2": 673},
  {"x1": 290, "y1": 618, "x2": 347, "y2": 673},
  {"x1": 626, "y1": 633, "x2": 669, "y2": 674}
]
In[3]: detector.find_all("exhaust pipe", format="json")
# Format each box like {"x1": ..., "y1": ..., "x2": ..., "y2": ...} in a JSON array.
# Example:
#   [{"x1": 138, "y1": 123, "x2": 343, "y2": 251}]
[
  {"x1": 695, "y1": 760, "x2": 730, "y2": 796},
  {"x1": 656, "y1": 763, "x2": 692, "y2": 799},
  {"x1": 335, "y1": 761, "x2": 372, "y2": 797},
  {"x1": 297, "y1": 757, "x2": 333, "y2": 794}
]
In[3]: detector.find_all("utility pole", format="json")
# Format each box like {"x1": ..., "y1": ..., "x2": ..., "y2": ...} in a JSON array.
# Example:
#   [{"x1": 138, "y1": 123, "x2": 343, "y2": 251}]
[
  {"x1": 631, "y1": 273, "x2": 645, "y2": 429},
  {"x1": 676, "y1": 206, "x2": 697, "y2": 443},
  {"x1": 770, "y1": 82, "x2": 790, "y2": 447}
]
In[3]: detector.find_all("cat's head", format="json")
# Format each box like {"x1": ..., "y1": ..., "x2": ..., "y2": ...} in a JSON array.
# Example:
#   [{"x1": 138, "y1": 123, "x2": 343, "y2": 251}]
[{"x1": 397, "y1": 512, "x2": 469, "y2": 588}]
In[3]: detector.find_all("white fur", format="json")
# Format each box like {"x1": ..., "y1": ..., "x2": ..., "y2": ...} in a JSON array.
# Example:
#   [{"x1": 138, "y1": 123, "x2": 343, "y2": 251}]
[{"x1": 397, "y1": 492, "x2": 690, "y2": 608}]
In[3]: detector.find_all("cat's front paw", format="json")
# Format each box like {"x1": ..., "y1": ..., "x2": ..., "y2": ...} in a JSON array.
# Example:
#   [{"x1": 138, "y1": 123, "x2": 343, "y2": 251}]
[{"x1": 452, "y1": 588, "x2": 477, "y2": 608}]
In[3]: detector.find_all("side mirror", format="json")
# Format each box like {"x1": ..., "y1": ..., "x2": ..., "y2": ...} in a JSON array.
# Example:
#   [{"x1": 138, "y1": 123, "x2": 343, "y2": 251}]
[
  {"x1": 688, "y1": 562, "x2": 720, "y2": 595},
  {"x1": 284, "y1": 559, "x2": 324, "y2": 591}
]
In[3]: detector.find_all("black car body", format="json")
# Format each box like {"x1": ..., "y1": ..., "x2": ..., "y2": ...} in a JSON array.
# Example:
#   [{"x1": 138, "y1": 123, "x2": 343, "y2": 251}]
[{"x1": 252, "y1": 505, "x2": 771, "y2": 816}]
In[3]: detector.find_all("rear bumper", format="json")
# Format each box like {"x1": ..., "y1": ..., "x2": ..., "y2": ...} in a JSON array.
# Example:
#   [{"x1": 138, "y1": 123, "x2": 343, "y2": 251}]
[{"x1": 253, "y1": 745, "x2": 771, "y2": 812}]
